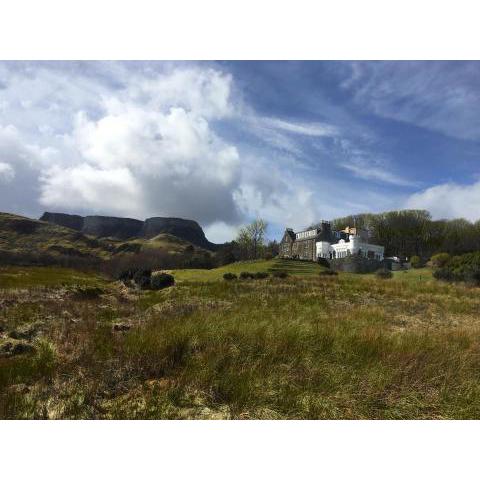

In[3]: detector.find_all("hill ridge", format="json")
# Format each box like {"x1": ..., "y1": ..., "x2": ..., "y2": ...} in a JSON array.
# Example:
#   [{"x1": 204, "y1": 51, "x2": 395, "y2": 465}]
[{"x1": 40, "y1": 211, "x2": 218, "y2": 250}]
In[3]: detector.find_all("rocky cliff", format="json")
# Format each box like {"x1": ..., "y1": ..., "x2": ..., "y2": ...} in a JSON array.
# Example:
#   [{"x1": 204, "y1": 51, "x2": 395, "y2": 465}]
[
  {"x1": 141, "y1": 217, "x2": 216, "y2": 250},
  {"x1": 40, "y1": 212, "x2": 84, "y2": 232},
  {"x1": 82, "y1": 216, "x2": 143, "y2": 239},
  {"x1": 40, "y1": 212, "x2": 218, "y2": 250}
]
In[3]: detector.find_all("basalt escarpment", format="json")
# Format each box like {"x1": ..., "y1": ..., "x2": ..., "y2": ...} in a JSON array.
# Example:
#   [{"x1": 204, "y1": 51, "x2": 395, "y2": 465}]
[
  {"x1": 39, "y1": 212, "x2": 84, "y2": 232},
  {"x1": 141, "y1": 217, "x2": 215, "y2": 250},
  {"x1": 40, "y1": 212, "x2": 218, "y2": 250},
  {"x1": 82, "y1": 216, "x2": 143, "y2": 239}
]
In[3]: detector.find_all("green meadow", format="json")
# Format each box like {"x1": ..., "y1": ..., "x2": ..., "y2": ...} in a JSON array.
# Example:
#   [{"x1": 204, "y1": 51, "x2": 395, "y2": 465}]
[{"x1": 1, "y1": 261, "x2": 480, "y2": 419}]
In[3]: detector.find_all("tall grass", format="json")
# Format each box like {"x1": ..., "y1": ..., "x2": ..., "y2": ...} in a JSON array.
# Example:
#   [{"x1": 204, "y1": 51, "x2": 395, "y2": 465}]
[{"x1": 1, "y1": 268, "x2": 480, "y2": 418}]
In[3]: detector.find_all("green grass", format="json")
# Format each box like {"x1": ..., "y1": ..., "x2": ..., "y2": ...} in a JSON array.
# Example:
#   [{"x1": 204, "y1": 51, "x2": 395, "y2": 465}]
[
  {"x1": 1, "y1": 263, "x2": 480, "y2": 419},
  {"x1": 0, "y1": 266, "x2": 108, "y2": 289},
  {"x1": 170, "y1": 258, "x2": 327, "y2": 282}
]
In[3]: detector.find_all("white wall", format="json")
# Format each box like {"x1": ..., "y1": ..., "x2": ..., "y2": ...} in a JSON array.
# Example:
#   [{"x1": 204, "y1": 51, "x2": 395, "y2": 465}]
[{"x1": 316, "y1": 236, "x2": 384, "y2": 260}]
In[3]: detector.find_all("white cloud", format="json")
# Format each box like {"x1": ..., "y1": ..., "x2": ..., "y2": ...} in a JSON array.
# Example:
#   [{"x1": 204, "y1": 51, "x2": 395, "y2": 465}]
[
  {"x1": 129, "y1": 68, "x2": 234, "y2": 119},
  {"x1": 339, "y1": 159, "x2": 416, "y2": 187},
  {"x1": 405, "y1": 180, "x2": 480, "y2": 221},
  {"x1": 336, "y1": 138, "x2": 416, "y2": 187},
  {"x1": 0, "y1": 162, "x2": 14, "y2": 183},
  {"x1": 259, "y1": 117, "x2": 338, "y2": 137},
  {"x1": 0, "y1": 123, "x2": 58, "y2": 170},
  {"x1": 204, "y1": 222, "x2": 240, "y2": 244},
  {"x1": 340, "y1": 61, "x2": 480, "y2": 141},
  {"x1": 39, "y1": 164, "x2": 143, "y2": 216}
]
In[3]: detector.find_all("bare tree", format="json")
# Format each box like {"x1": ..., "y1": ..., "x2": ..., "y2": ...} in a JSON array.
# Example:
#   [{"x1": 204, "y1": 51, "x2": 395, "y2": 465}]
[{"x1": 236, "y1": 219, "x2": 268, "y2": 259}]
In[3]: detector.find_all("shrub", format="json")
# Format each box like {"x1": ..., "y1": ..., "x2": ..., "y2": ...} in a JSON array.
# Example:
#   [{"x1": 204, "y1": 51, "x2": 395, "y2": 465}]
[
  {"x1": 319, "y1": 270, "x2": 337, "y2": 276},
  {"x1": 240, "y1": 272, "x2": 254, "y2": 280},
  {"x1": 430, "y1": 252, "x2": 450, "y2": 268},
  {"x1": 133, "y1": 269, "x2": 152, "y2": 289},
  {"x1": 465, "y1": 270, "x2": 480, "y2": 286},
  {"x1": 253, "y1": 272, "x2": 269, "y2": 279},
  {"x1": 317, "y1": 257, "x2": 330, "y2": 268},
  {"x1": 151, "y1": 272, "x2": 175, "y2": 290},
  {"x1": 72, "y1": 286, "x2": 104, "y2": 300},
  {"x1": 272, "y1": 270, "x2": 288, "y2": 278},
  {"x1": 410, "y1": 255, "x2": 422, "y2": 268},
  {"x1": 117, "y1": 269, "x2": 136, "y2": 282},
  {"x1": 223, "y1": 273, "x2": 237, "y2": 281},
  {"x1": 434, "y1": 252, "x2": 480, "y2": 285},
  {"x1": 376, "y1": 269, "x2": 393, "y2": 279}
]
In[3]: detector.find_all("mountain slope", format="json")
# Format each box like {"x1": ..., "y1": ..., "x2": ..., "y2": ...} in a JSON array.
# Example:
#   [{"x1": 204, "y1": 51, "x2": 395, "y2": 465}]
[
  {"x1": 0, "y1": 212, "x2": 111, "y2": 260},
  {"x1": 40, "y1": 212, "x2": 218, "y2": 250},
  {"x1": 0, "y1": 212, "x2": 211, "y2": 265}
]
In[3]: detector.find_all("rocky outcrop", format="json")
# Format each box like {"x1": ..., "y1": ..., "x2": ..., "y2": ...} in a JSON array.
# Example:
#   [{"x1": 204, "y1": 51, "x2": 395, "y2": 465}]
[
  {"x1": 40, "y1": 212, "x2": 84, "y2": 231},
  {"x1": 39, "y1": 212, "x2": 218, "y2": 250},
  {"x1": 141, "y1": 217, "x2": 216, "y2": 250},
  {"x1": 82, "y1": 216, "x2": 143, "y2": 239}
]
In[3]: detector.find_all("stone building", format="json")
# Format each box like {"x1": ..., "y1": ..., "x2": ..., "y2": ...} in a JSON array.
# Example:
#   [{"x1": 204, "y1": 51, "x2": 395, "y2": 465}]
[
  {"x1": 279, "y1": 222, "x2": 336, "y2": 261},
  {"x1": 280, "y1": 223, "x2": 384, "y2": 262}
]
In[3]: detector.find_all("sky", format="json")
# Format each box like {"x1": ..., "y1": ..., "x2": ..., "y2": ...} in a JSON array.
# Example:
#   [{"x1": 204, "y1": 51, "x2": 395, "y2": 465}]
[{"x1": 0, "y1": 60, "x2": 480, "y2": 242}]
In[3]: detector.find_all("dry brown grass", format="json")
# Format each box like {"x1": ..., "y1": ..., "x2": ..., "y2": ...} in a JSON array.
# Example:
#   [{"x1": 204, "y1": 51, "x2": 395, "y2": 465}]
[{"x1": 1, "y1": 266, "x2": 480, "y2": 419}]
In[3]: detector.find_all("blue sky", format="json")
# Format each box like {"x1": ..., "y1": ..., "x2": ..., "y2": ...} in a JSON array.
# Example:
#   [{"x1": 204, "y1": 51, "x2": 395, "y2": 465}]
[{"x1": 0, "y1": 61, "x2": 479, "y2": 242}]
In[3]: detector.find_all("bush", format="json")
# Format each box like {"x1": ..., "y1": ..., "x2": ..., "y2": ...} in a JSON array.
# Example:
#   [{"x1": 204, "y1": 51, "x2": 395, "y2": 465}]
[
  {"x1": 317, "y1": 257, "x2": 330, "y2": 268},
  {"x1": 133, "y1": 269, "x2": 152, "y2": 290},
  {"x1": 253, "y1": 272, "x2": 269, "y2": 279},
  {"x1": 223, "y1": 273, "x2": 237, "y2": 281},
  {"x1": 272, "y1": 270, "x2": 288, "y2": 278},
  {"x1": 434, "y1": 252, "x2": 480, "y2": 285},
  {"x1": 240, "y1": 272, "x2": 254, "y2": 280},
  {"x1": 71, "y1": 286, "x2": 104, "y2": 300},
  {"x1": 376, "y1": 269, "x2": 393, "y2": 279},
  {"x1": 151, "y1": 272, "x2": 175, "y2": 290},
  {"x1": 319, "y1": 270, "x2": 337, "y2": 276},
  {"x1": 430, "y1": 252, "x2": 450, "y2": 268},
  {"x1": 410, "y1": 255, "x2": 422, "y2": 268}
]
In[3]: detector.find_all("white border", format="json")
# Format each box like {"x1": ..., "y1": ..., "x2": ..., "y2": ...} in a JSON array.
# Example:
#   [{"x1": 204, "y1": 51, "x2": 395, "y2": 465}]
[
  {"x1": 0, "y1": 0, "x2": 479, "y2": 59},
  {"x1": 1, "y1": 420, "x2": 478, "y2": 479}
]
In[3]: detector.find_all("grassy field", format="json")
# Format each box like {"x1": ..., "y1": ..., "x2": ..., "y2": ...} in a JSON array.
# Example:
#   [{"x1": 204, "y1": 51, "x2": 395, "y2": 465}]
[
  {"x1": 1, "y1": 261, "x2": 480, "y2": 419},
  {"x1": 0, "y1": 266, "x2": 108, "y2": 289},
  {"x1": 170, "y1": 258, "x2": 328, "y2": 281}
]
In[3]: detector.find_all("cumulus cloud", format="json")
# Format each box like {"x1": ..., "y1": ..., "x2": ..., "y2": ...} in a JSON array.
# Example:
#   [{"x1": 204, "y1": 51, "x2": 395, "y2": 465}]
[
  {"x1": 39, "y1": 164, "x2": 143, "y2": 216},
  {"x1": 0, "y1": 162, "x2": 14, "y2": 183},
  {"x1": 405, "y1": 180, "x2": 480, "y2": 222},
  {"x1": 39, "y1": 82, "x2": 243, "y2": 223}
]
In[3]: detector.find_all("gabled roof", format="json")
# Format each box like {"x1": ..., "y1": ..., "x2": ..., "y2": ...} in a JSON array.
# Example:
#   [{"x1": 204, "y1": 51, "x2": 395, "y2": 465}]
[{"x1": 284, "y1": 228, "x2": 296, "y2": 241}]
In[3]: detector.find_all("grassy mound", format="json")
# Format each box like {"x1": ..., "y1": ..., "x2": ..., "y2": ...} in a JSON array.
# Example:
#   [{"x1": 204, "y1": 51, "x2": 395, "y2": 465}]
[{"x1": 171, "y1": 258, "x2": 327, "y2": 282}]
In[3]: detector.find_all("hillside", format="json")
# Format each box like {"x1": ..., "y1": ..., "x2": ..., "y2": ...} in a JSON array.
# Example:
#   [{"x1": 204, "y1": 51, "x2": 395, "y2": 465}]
[
  {"x1": 0, "y1": 212, "x2": 112, "y2": 260},
  {"x1": 0, "y1": 212, "x2": 207, "y2": 264},
  {"x1": 40, "y1": 211, "x2": 218, "y2": 250}
]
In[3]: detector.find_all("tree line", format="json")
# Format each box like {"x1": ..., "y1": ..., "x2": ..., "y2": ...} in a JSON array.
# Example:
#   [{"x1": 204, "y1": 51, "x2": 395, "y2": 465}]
[{"x1": 328, "y1": 209, "x2": 480, "y2": 259}]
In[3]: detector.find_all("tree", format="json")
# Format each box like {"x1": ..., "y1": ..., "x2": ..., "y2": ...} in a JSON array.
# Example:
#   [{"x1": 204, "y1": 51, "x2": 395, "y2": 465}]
[
  {"x1": 430, "y1": 252, "x2": 450, "y2": 268},
  {"x1": 236, "y1": 219, "x2": 268, "y2": 260}
]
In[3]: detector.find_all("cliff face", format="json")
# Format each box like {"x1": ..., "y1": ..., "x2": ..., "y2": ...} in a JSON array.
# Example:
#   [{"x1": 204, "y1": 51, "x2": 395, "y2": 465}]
[
  {"x1": 82, "y1": 216, "x2": 143, "y2": 239},
  {"x1": 141, "y1": 217, "x2": 216, "y2": 250},
  {"x1": 39, "y1": 212, "x2": 218, "y2": 250},
  {"x1": 40, "y1": 212, "x2": 84, "y2": 232}
]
